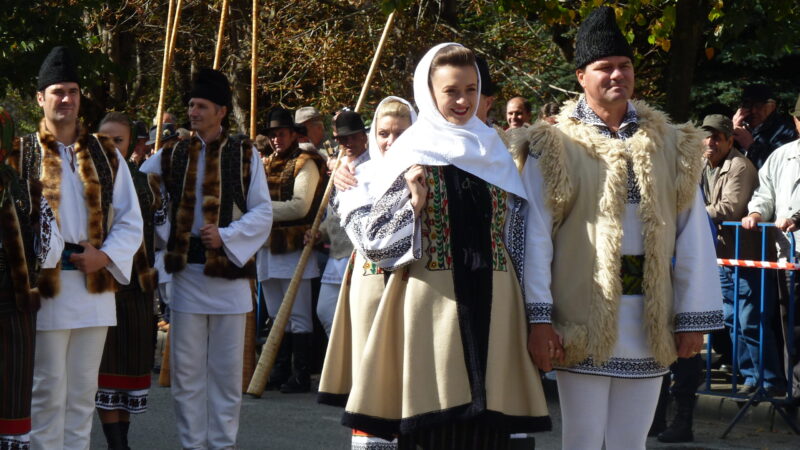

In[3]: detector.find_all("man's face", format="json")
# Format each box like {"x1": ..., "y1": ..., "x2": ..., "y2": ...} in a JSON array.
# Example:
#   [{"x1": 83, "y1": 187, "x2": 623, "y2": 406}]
[
  {"x1": 268, "y1": 127, "x2": 298, "y2": 154},
  {"x1": 188, "y1": 98, "x2": 226, "y2": 135},
  {"x1": 334, "y1": 131, "x2": 368, "y2": 158},
  {"x1": 577, "y1": 56, "x2": 635, "y2": 108},
  {"x1": 37, "y1": 82, "x2": 80, "y2": 126},
  {"x1": 703, "y1": 129, "x2": 734, "y2": 167},
  {"x1": 303, "y1": 121, "x2": 325, "y2": 147},
  {"x1": 739, "y1": 100, "x2": 776, "y2": 128},
  {"x1": 506, "y1": 99, "x2": 530, "y2": 129}
]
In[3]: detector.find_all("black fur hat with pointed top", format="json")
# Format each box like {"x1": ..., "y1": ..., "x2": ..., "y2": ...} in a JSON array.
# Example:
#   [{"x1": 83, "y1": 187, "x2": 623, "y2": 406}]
[
  {"x1": 37, "y1": 46, "x2": 80, "y2": 91},
  {"x1": 574, "y1": 6, "x2": 634, "y2": 69}
]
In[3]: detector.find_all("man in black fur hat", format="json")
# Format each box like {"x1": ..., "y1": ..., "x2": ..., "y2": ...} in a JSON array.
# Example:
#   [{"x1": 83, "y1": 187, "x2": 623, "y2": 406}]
[
  {"x1": 511, "y1": 7, "x2": 723, "y2": 448},
  {"x1": 15, "y1": 45, "x2": 144, "y2": 450},
  {"x1": 140, "y1": 68, "x2": 273, "y2": 448},
  {"x1": 257, "y1": 107, "x2": 326, "y2": 394}
]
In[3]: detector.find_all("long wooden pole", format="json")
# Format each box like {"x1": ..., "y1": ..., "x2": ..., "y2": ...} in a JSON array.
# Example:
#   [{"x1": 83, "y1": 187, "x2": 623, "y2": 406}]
[
  {"x1": 247, "y1": 11, "x2": 397, "y2": 398},
  {"x1": 153, "y1": 0, "x2": 176, "y2": 153},
  {"x1": 354, "y1": 11, "x2": 395, "y2": 112},
  {"x1": 249, "y1": 0, "x2": 258, "y2": 139},
  {"x1": 213, "y1": 0, "x2": 230, "y2": 70},
  {"x1": 155, "y1": 0, "x2": 184, "y2": 151}
]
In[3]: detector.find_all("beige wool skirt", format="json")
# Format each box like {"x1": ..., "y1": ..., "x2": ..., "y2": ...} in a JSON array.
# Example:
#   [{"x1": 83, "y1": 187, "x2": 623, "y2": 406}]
[{"x1": 338, "y1": 248, "x2": 551, "y2": 439}]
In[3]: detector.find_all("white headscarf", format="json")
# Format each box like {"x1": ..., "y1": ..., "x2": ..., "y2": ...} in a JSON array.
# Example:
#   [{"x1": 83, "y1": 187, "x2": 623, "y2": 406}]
[
  {"x1": 370, "y1": 42, "x2": 526, "y2": 200},
  {"x1": 367, "y1": 96, "x2": 418, "y2": 161}
]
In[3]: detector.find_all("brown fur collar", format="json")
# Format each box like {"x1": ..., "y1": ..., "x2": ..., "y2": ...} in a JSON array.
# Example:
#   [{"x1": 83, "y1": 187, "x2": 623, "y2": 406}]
[
  {"x1": 164, "y1": 136, "x2": 203, "y2": 273},
  {"x1": 36, "y1": 119, "x2": 118, "y2": 296}
]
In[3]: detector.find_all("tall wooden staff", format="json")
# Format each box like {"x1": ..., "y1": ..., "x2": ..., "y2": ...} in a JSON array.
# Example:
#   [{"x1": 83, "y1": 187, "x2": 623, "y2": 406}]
[
  {"x1": 249, "y1": 0, "x2": 258, "y2": 139},
  {"x1": 154, "y1": 0, "x2": 184, "y2": 152},
  {"x1": 156, "y1": 0, "x2": 179, "y2": 388},
  {"x1": 246, "y1": 11, "x2": 397, "y2": 398},
  {"x1": 213, "y1": 0, "x2": 230, "y2": 70}
]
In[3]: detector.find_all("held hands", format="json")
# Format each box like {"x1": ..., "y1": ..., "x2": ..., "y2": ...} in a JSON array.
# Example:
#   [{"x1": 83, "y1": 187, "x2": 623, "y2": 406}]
[
  {"x1": 404, "y1": 165, "x2": 428, "y2": 218},
  {"x1": 200, "y1": 224, "x2": 222, "y2": 249},
  {"x1": 674, "y1": 331, "x2": 704, "y2": 359},
  {"x1": 69, "y1": 241, "x2": 111, "y2": 274},
  {"x1": 527, "y1": 323, "x2": 564, "y2": 372},
  {"x1": 333, "y1": 163, "x2": 358, "y2": 191}
]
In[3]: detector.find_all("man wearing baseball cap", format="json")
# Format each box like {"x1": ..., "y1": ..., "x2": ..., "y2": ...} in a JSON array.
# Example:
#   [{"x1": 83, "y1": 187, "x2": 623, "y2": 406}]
[
  {"x1": 733, "y1": 83, "x2": 798, "y2": 169},
  {"x1": 140, "y1": 68, "x2": 273, "y2": 448}
]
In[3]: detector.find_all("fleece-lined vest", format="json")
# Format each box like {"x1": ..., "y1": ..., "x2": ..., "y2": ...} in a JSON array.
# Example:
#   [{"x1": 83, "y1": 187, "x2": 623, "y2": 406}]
[
  {"x1": 162, "y1": 132, "x2": 255, "y2": 279},
  {"x1": 13, "y1": 121, "x2": 119, "y2": 297},
  {"x1": 264, "y1": 145, "x2": 326, "y2": 254},
  {"x1": 0, "y1": 164, "x2": 42, "y2": 313},
  {"x1": 526, "y1": 100, "x2": 704, "y2": 368}
]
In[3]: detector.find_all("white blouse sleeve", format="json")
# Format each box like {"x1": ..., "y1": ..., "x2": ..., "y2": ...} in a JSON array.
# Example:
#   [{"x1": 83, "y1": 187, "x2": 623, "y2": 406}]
[
  {"x1": 100, "y1": 150, "x2": 144, "y2": 284},
  {"x1": 672, "y1": 188, "x2": 724, "y2": 332},
  {"x1": 521, "y1": 154, "x2": 554, "y2": 324}
]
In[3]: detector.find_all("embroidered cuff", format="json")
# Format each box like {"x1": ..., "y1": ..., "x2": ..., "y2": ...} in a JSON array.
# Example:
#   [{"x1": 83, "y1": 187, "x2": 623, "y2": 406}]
[
  {"x1": 674, "y1": 310, "x2": 724, "y2": 332},
  {"x1": 526, "y1": 302, "x2": 552, "y2": 324}
]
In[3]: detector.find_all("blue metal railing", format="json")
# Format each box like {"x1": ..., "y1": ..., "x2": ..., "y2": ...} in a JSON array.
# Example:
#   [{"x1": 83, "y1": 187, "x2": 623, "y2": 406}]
[{"x1": 700, "y1": 222, "x2": 799, "y2": 437}]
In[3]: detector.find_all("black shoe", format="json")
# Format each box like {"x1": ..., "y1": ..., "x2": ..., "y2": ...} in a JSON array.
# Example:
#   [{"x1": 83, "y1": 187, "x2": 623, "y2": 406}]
[
  {"x1": 266, "y1": 332, "x2": 293, "y2": 390},
  {"x1": 281, "y1": 332, "x2": 312, "y2": 394},
  {"x1": 657, "y1": 395, "x2": 695, "y2": 443}
]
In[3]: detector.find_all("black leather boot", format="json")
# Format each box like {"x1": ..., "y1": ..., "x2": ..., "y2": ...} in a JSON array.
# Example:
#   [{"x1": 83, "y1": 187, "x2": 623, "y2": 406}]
[
  {"x1": 266, "y1": 332, "x2": 293, "y2": 390},
  {"x1": 281, "y1": 332, "x2": 312, "y2": 393},
  {"x1": 101, "y1": 422, "x2": 125, "y2": 450},
  {"x1": 648, "y1": 375, "x2": 669, "y2": 436},
  {"x1": 657, "y1": 394, "x2": 695, "y2": 443},
  {"x1": 119, "y1": 421, "x2": 131, "y2": 450}
]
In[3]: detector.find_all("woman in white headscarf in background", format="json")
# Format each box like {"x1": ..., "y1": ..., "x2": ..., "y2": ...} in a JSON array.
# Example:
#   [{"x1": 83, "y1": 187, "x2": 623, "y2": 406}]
[
  {"x1": 318, "y1": 96, "x2": 416, "y2": 450},
  {"x1": 336, "y1": 43, "x2": 550, "y2": 448}
]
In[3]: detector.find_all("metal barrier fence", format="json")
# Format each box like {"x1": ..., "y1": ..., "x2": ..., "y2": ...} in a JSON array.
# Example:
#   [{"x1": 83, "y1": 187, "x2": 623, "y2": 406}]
[{"x1": 699, "y1": 221, "x2": 799, "y2": 437}]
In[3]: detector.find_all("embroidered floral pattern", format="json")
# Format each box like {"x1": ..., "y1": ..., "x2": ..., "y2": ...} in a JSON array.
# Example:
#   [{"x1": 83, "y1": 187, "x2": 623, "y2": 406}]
[
  {"x1": 37, "y1": 196, "x2": 56, "y2": 265},
  {"x1": 422, "y1": 166, "x2": 452, "y2": 271},
  {"x1": 0, "y1": 434, "x2": 29, "y2": 450},
  {"x1": 361, "y1": 258, "x2": 384, "y2": 276},
  {"x1": 488, "y1": 185, "x2": 508, "y2": 272},
  {"x1": 526, "y1": 302, "x2": 552, "y2": 323},
  {"x1": 674, "y1": 310, "x2": 724, "y2": 332},
  {"x1": 95, "y1": 388, "x2": 149, "y2": 414},
  {"x1": 563, "y1": 356, "x2": 668, "y2": 379},
  {"x1": 507, "y1": 195, "x2": 526, "y2": 295}
]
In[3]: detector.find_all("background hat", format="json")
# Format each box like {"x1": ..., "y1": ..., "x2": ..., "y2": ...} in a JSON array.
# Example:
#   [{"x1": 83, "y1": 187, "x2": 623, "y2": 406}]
[
  {"x1": 334, "y1": 111, "x2": 366, "y2": 136},
  {"x1": 265, "y1": 107, "x2": 305, "y2": 134},
  {"x1": 295, "y1": 106, "x2": 322, "y2": 124},
  {"x1": 701, "y1": 114, "x2": 734, "y2": 137},
  {"x1": 187, "y1": 68, "x2": 232, "y2": 107},
  {"x1": 790, "y1": 94, "x2": 800, "y2": 118},
  {"x1": 475, "y1": 56, "x2": 495, "y2": 97},
  {"x1": 573, "y1": 7, "x2": 634, "y2": 69},
  {"x1": 741, "y1": 84, "x2": 774, "y2": 105},
  {"x1": 146, "y1": 123, "x2": 178, "y2": 146},
  {"x1": 132, "y1": 120, "x2": 149, "y2": 140},
  {"x1": 37, "y1": 46, "x2": 80, "y2": 91}
]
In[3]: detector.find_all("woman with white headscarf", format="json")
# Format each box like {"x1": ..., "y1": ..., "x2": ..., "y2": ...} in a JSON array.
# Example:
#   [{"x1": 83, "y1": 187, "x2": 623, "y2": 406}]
[
  {"x1": 337, "y1": 43, "x2": 550, "y2": 448},
  {"x1": 318, "y1": 96, "x2": 416, "y2": 450}
]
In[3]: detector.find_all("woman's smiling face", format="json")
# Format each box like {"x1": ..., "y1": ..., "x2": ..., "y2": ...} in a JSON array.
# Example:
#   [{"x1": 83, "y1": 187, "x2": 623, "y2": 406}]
[{"x1": 429, "y1": 64, "x2": 478, "y2": 125}]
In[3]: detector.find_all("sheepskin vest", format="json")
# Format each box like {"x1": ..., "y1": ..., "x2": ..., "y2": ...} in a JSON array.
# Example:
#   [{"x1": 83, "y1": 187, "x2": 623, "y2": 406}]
[
  {"x1": 264, "y1": 144, "x2": 326, "y2": 254},
  {"x1": 526, "y1": 100, "x2": 704, "y2": 368},
  {"x1": 0, "y1": 163, "x2": 42, "y2": 313},
  {"x1": 122, "y1": 160, "x2": 158, "y2": 294},
  {"x1": 13, "y1": 120, "x2": 119, "y2": 298},
  {"x1": 162, "y1": 132, "x2": 255, "y2": 279}
]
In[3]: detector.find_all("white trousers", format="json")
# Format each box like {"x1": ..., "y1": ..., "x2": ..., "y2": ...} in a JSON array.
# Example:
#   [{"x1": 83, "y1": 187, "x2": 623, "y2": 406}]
[
  {"x1": 316, "y1": 282, "x2": 340, "y2": 336},
  {"x1": 557, "y1": 371, "x2": 661, "y2": 450},
  {"x1": 31, "y1": 326, "x2": 109, "y2": 450},
  {"x1": 170, "y1": 311, "x2": 246, "y2": 450},
  {"x1": 264, "y1": 278, "x2": 313, "y2": 333}
]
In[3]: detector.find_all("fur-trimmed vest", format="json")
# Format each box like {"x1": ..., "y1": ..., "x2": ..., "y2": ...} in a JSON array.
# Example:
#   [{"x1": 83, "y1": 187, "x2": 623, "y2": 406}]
[
  {"x1": 122, "y1": 159, "x2": 159, "y2": 294},
  {"x1": 524, "y1": 100, "x2": 704, "y2": 367},
  {"x1": 0, "y1": 162, "x2": 42, "y2": 313},
  {"x1": 264, "y1": 145, "x2": 326, "y2": 254},
  {"x1": 11, "y1": 120, "x2": 119, "y2": 297},
  {"x1": 162, "y1": 132, "x2": 255, "y2": 279}
]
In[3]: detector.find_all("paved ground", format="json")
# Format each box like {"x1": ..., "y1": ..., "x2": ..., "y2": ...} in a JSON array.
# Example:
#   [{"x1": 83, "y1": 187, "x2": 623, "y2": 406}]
[{"x1": 90, "y1": 375, "x2": 799, "y2": 449}]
